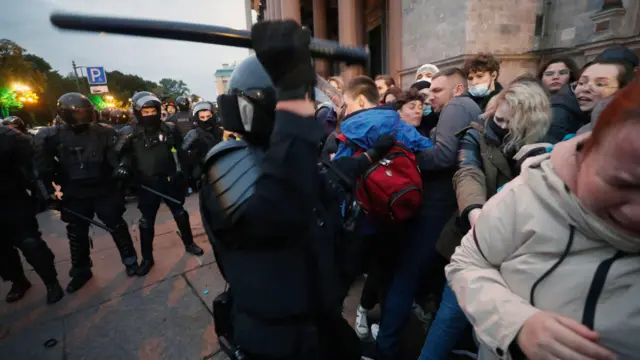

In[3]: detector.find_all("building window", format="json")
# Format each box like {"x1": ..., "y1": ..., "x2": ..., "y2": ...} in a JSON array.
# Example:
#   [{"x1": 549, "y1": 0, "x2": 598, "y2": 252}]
[{"x1": 535, "y1": 14, "x2": 544, "y2": 36}]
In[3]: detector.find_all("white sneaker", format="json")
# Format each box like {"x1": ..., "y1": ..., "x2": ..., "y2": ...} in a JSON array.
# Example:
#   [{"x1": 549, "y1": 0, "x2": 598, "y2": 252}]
[
  {"x1": 370, "y1": 323, "x2": 379, "y2": 340},
  {"x1": 355, "y1": 305, "x2": 370, "y2": 340}
]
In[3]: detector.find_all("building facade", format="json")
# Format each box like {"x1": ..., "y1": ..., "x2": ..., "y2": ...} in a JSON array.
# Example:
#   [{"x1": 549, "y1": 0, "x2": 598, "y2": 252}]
[
  {"x1": 252, "y1": 0, "x2": 640, "y2": 87},
  {"x1": 214, "y1": 63, "x2": 236, "y2": 97}
]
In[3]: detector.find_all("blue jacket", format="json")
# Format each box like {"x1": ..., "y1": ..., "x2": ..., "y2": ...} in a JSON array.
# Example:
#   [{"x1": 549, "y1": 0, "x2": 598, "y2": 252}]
[{"x1": 333, "y1": 107, "x2": 433, "y2": 160}]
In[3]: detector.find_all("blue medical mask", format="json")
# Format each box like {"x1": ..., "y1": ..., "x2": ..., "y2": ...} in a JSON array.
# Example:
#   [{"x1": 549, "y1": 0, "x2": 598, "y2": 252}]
[
  {"x1": 422, "y1": 105, "x2": 432, "y2": 116},
  {"x1": 468, "y1": 83, "x2": 491, "y2": 97}
]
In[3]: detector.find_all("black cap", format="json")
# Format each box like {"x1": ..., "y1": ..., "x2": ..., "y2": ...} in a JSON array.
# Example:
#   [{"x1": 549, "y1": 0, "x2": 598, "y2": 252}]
[{"x1": 595, "y1": 45, "x2": 639, "y2": 69}]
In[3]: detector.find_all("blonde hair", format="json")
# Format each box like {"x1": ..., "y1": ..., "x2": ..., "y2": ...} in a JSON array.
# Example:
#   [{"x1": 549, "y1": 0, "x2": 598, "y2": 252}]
[{"x1": 496, "y1": 81, "x2": 551, "y2": 151}]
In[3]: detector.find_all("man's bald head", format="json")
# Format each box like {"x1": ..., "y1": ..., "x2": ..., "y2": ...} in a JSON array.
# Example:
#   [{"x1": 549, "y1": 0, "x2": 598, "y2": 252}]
[{"x1": 428, "y1": 68, "x2": 468, "y2": 112}]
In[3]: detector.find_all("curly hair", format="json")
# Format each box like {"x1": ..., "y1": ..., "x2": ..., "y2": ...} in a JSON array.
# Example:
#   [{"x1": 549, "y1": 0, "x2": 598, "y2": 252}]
[
  {"x1": 464, "y1": 53, "x2": 501, "y2": 76},
  {"x1": 494, "y1": 81, "x2": 551, "y2": 151},
  {"x1": 395, "y1": 89, "x2": 425, "y2": 109}
]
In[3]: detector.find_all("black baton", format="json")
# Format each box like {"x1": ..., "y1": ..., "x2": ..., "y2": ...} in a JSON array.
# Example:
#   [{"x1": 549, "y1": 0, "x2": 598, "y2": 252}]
[
  {"x1": 49, "y1": 13, "x2": 369, "y2": 65},
  {"x1": 140, "y1": 184, "x2": 182, "y2": 205},
  {"x1": 62, "y1": 207, "x2": 114, "y2": 233}
]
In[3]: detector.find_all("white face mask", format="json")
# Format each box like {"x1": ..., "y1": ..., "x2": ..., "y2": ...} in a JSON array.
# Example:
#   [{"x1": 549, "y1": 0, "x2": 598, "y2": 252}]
[{"x1": 469, "y1": 83, "x2": 491, "y2": 97}]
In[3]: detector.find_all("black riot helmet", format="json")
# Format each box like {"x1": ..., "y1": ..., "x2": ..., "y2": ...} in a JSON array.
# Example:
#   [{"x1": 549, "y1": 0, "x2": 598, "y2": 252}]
[
  {"x1": 133, "y1": 94, "x2": 162, "y2": 128},
  {"x1": 217, "y1": 55, "x2": 277, "y2": 146},
  {"x1": 192, "y1": 101, "x2": 216, "y2": 121},
  {"x1": 175, "y1": 96, "x2": 191, "y2": 112},
  {"x1": 109, "y1": 109, "x2": 130, "y2": 125},
  {"x1": 56, "y1": 93, "x2": 96, "y2": 128},
  {"x1": 2, "y1": 116, "x2": 26, "y2": 132},
  {"x1": 131, "y1": 91, "x2": 155, "y2": 108},
  {"x1": 100, "y1": 108, "x2": 111, "y2": 121}
]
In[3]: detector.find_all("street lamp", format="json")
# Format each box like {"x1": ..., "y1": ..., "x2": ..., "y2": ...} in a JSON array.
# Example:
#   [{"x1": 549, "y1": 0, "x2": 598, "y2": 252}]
[
  {"x1": 13, "y1": 83, "x2": 31, "y2": 92},
  {"x1": 105, "y1": 95, "x2": 114, "y2": 101}
]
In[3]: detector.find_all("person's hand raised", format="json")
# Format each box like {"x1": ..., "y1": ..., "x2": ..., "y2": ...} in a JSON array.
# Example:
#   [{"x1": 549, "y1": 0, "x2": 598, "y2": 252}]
[{"x1": 518, "y1": 312, "x2": 616, "y2": 360}]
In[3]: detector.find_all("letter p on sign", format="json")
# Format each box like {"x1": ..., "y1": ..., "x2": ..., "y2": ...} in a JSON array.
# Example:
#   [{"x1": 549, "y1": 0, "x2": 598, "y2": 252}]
[{"x1": 86, "y1": 67, "x2": 107, "y2": 85}]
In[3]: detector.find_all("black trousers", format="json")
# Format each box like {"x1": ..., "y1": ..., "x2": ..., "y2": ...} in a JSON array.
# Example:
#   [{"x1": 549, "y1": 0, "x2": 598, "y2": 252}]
[
  {"x1": 137, "y1": 176, "x2": 194, "y2": 259},
  {"x1": 0, "y1": 191, "x2": 57, "y2": 285},
  {"x1": 61, "y1": 190, "x2": 137, "y2": 275}
]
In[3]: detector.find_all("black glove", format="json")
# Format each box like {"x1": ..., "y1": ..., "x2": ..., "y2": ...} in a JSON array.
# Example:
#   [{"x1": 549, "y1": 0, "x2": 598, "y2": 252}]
[
  {"x1": 251, "y1": 20, "x2": 316, "y2": 101},
  {"x1": 113, "y1": 166, "x2": 130, "y2": 180},
  {"x1": 366, "y1": 134, "x2": 396, "y2": 162}
]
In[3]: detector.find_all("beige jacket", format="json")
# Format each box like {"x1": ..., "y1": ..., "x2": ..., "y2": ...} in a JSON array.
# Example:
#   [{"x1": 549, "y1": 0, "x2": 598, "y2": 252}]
[{"x1": 446, "y1": 134, "x2": 640, "y2": 360}]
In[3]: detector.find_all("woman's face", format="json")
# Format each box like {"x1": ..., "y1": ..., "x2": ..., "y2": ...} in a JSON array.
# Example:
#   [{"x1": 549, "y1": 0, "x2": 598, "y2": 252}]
[
  {"x1": 329, "y1": 80, "x2": 343, "y2": 94},
  {"x1": 398, "y1": 100, "x2": 423, "y2": 127},
  {"x1": 493, "y1": 102, "x2": 513, "y2": 129},
  {"x1": 167, "y1": 106, "x2": 176, "y2": 114},
  {"x1": 384, "y1": 94, "x2": 396, "y2": 104},
  {"x1": 576, "y1": 122, "x2": 640, "y2": 237},
  {"x1": 573, "y1": 63, "x2": 621, "y2": 112},
  {"x1": 542, "y1": 62, "x2": 571, "y2": 92}
]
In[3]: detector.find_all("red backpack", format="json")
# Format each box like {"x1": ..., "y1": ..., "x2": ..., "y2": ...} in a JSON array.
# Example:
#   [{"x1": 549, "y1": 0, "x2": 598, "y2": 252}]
[{"x1": 336, "y1": 134, "x2": 423, "y2": 223}]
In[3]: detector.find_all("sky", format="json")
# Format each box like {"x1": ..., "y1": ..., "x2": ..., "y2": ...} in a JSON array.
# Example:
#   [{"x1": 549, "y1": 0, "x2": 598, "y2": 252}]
[{"x1": 1, "y1": 0, "x2": 256, "y2": 100}]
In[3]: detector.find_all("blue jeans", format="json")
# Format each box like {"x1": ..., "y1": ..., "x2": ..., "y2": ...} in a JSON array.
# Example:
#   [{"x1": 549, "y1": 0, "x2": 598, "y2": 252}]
[
  {"x1": 376, "y1": 203, "x2": 454, "y2": 358},
  {"x1": 418, "y1": 284, "x2": 470, "y2": 360}
]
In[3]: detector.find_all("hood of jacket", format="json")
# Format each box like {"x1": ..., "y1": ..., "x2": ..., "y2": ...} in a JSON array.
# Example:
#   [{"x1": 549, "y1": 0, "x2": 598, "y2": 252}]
[
  {"x1": 522, "y1": 133, "x2": 640, "y2": 253},
  {"x1": 333, "y1": 106, "x2": 433, "y2": 159},
  {"x1": 550, "y1": 84, "x2": 584, "y2": 117}
]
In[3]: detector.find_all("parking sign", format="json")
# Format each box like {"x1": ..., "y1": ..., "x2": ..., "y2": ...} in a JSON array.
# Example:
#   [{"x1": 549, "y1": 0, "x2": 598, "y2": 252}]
[{"x1": 86, "y1": 67, "x2": 107, "y2": 85}]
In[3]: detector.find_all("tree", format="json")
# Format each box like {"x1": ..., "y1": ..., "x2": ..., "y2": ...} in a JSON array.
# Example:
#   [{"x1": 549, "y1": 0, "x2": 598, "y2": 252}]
[
  {"x1": 24, "y1": 54, "x2": 53, "y2": 73},
  {"x1": 158, "y1": 78, "x2": 190, "y2": 97},
  {"x1": 0, "y1": 39, "x2": 47, "y2": 93},
  {"x1": 190, "y1": 94, "x2": 202, "y2": 103}
]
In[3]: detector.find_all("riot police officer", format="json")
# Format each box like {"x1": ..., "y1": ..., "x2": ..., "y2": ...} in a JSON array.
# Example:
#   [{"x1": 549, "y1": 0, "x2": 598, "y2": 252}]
[
  {"x1": 198, "y1": 20, "x2": 385, "y2": 360},
  {"x1": 2, "y1": 116, "x2": 27, "y2": 133},
  {"x1": 35, "y1": 93, "x2": 140, "y2": 293},
  {"x1": 100, "y1": 108, "x2": 112, "y2": 123},
  {"x1": 181, "y1": 101, "x2": 223, "y2": 191},
  {"x1": 109, "y1": 109, "x2": 131, "y2": 131},
  {"x1": 115, "y1": 93, "x2": 204, "y2": 277},
  {"x1": 0, "y1": 126, "x2": 64, "y2": 304},
  {"x1": 166, "y1": 96, "x2": 196, "y2": 138}
]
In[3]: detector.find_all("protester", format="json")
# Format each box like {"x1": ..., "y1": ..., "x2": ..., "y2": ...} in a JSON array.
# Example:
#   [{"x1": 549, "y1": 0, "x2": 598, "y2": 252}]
[
  {"x1": 420, "y1": 80, "x2": 552, "y2": 360},
  {"x1": 396, "y1": 89, "x2": 424, "y2": 127},
  {"x1": 416, "y1": 63, "x2": 440, "y2": 82},
  {"x1": 537, "y1": 58, "x2": 579, "y2": 93},
  {"x1": 374, "y1": 68, "x2": 482, "y2": 359},
  {"x1": 381, "y1": 87, "x2": 403, "y2": 104},
  {"x1": 447, "y1": 74, "x2": 640, "y2": 360},
  {"x1": 329, "y1": 76, "x2": 345, "y2": 94},
  {"x1": 464, "y1": 53, "x2": 503, "y2": 111},
  {"x1": 375, "y1": 74, "x2": 396, "y2": 101},
  {"x1": 411, "y1": 80, "x2": 438, "y2": 137}
]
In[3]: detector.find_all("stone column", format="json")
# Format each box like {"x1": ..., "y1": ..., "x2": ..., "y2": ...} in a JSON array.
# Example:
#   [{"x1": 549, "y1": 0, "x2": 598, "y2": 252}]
[
  {"x1": 281, "y1": 0, "x2": 301, "y2": 23},
  {"x1": 339, "y1": 0, "x2": 362, "y2": 81},
  {"x1": 313, "y1": 0, "x2": 329, "y2": 77},
  {"x1": 355, "y1": 0, "x2": 365, "y2": 47},
  {"x1": 387, "y1": 0, "x2": 402, "y2": 86},
  {"x1": 273, "y1": 0, "x2": 282, "y2": 20}
]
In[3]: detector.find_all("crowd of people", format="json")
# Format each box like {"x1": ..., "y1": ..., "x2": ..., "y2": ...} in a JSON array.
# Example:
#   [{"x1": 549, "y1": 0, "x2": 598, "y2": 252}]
[{"x1": 1, "y1": 18, "x2": 639, "y2": 360}]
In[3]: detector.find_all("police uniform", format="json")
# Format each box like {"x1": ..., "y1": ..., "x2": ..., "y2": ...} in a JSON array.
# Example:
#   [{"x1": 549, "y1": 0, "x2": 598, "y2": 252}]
[
  {"x1": 199, "y1": 22, "x2": 365, "y2": 360},
  {"x1": 181, "y1": 101, "x2": 223, "y2": 191},
  {"x1": 116, "y1": 94, "x2": 204, "y2": 277},
  {"x1": 165, "y1": 96, "x2": 196, "y2": 138},
  {"x1": 0, "y1": 126, "x2": 64, "y2": 304},
  {"x1": 35, "y1": 93, "x2": 139, "y2": 293}
]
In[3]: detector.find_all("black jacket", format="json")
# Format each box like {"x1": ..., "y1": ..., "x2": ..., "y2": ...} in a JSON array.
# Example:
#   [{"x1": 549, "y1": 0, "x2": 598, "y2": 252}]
[
  {"x1": 166, "y1": 111, "x2": 197, "y2": 138},
  {"x1": 0, "y1": 126, "x2": 35, "y2": 197},
  {"x1": 542, "y1": 85, "x2": 589, "y2": 143},
  {"x1": 35, "y1": 124, "x2": 119, "y2": 199},
  {"x1": 200, "y1": 110, "x2": 367, "y2": 357}
]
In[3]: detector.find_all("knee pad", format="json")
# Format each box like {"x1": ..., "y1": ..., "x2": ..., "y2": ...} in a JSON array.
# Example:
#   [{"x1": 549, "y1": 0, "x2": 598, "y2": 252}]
[
  {"x1": 20, "y1": 237, "x2": 46, "y2": 251},
  {"x1": 66, "y1": 223, "x2": 89, "y2": 239}
]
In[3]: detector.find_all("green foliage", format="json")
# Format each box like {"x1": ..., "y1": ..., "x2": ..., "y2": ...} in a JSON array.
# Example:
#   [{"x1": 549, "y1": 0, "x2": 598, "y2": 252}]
[
  {"x1": 159, "y1": 78, "x2": 190, "y2": 97},
  {"x1": 0, "y1": 88, "x2": 23, "y2": 117}
]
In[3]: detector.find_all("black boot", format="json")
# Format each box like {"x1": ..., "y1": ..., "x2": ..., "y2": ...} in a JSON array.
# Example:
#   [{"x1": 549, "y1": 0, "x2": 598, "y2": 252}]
[
  {"x1": 45, "y1": 282, "x2": 64, "y2": 304},
  {"x1": 137, "y1": 217, "x2": 155, "y2": 277},
  {"x1": 6, "y1": 278, "x2": 31, "y2": 303},
  {"x1": 110, "y1": 221, "x2": 140, "y2": 277},
  {"x1": 174, "y1": 210, "x2": 203, "y2": 256},
  {"x1": 66, "y1": 270, "x2": 93, "y2": 293},
  {"x1": 66, "y1": 224, "x2": 93, "y2": 293}
]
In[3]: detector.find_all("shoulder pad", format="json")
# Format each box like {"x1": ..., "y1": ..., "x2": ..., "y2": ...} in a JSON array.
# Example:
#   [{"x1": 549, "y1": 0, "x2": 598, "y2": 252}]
[
  {"x1": 203, "y1": 140, "x2": 264, "y2": 224},
  {"x1": 35, "y1": 125, "x2": 59, "y2": 139}
]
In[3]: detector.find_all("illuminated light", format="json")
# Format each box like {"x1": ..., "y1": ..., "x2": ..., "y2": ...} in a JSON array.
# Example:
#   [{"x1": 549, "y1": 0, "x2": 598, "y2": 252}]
[
  {"x1": 105, "y1": 95, "x2": 114, "y2": 101},
  {"x1": 27, "y1": 97, "x2": 34, "y2": 103},
  {"x1": 106, "y1": 103, "x2": 116, "y2": 108},
  {"x1": 19, "y1": 97, "x2": 27, "y2": 102},
  {"x1": 13, "y1": 84, "x2": 30, "y2": 92}
]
